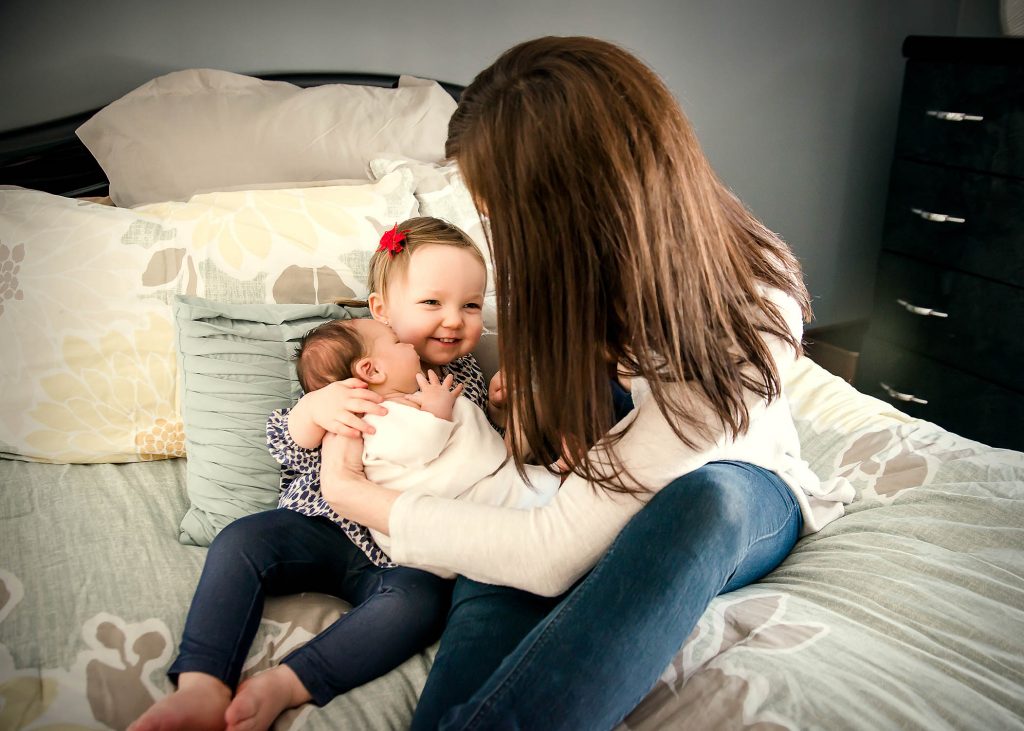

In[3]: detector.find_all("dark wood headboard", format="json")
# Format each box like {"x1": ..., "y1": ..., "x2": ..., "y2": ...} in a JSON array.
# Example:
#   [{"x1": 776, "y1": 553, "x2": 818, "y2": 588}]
[{"x1": 0, "y1": 72, "x2": 464, "y2": 198}]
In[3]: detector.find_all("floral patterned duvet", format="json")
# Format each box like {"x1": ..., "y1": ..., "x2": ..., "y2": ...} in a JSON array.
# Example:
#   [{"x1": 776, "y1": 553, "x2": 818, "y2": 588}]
[{"x1": 2, "y1": 357, "x2": 1022, "y2": 730}]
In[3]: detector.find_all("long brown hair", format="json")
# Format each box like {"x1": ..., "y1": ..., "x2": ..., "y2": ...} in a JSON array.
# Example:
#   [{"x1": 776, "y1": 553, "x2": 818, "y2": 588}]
[{"x1": 447, "y1": 36, "x2": 811, "y2": 494}]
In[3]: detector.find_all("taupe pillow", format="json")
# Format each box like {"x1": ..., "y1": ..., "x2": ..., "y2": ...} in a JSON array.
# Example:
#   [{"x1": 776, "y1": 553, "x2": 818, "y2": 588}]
[{"x1": 77, "y1": 69, "x2": 456, "y2": 207}]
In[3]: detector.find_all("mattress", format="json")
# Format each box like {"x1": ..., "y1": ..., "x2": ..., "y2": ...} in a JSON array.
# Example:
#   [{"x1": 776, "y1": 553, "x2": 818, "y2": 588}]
[{"x1": 2, "y1": 356, "x2": 1021, "y2": 730}]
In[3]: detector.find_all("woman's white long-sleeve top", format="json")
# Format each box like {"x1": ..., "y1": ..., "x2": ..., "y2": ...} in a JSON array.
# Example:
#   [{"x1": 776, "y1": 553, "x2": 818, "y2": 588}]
[{"x1": 387, "y1": 288, "x2": 855, "y2": 596}]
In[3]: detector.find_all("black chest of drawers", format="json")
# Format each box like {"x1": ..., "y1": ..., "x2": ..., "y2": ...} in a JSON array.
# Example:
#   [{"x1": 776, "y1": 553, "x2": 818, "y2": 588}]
[{"x1": 855, "y1": 36, "x2": 1024, "y2": 451}]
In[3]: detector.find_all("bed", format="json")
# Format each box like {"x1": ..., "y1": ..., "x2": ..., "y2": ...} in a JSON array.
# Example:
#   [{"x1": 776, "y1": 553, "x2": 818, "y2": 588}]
[{"x1": 1, "y1": 71, "x2": 1022, "y2": 731}]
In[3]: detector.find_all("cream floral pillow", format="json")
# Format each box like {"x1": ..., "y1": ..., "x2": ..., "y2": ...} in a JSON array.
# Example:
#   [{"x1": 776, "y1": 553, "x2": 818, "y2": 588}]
[{"x1": 0, "y1": 172, "x2": 417, "y2": 463}]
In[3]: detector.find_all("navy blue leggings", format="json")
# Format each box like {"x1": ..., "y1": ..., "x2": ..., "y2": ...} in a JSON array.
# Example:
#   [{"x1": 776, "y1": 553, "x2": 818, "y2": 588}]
[{"x1": 168, "y1": 509, "x2": 452, "y2": 706}]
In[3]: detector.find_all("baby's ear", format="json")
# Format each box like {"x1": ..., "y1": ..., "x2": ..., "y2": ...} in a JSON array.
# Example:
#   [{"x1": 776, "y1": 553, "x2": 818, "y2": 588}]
[
  {"x1": 368, "y1": 293, "x2": 388, "y2": 323},
  {"x1": 354, "y1": 356, "x2": 386, "y2": 385}
]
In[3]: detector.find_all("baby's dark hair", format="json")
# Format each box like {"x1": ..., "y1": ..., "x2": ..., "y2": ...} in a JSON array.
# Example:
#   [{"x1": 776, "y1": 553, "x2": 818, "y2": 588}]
[{"x1": 294, "y1": 319, "x2": 367, "y2": 393}]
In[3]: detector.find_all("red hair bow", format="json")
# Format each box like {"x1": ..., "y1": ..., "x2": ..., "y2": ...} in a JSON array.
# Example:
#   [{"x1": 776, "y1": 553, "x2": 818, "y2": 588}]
[{"x1": 378, "y1": 224, "x2": 409, "y2": 258}]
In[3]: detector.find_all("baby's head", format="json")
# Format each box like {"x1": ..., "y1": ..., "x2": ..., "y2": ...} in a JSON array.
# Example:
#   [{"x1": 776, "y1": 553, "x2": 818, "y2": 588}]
[
  {"x1": 366, "y1": 217, "x2": 487, "y2": 368},
  {"x1": 295, "y1": 318, "x2": 422, "y2": 395}
]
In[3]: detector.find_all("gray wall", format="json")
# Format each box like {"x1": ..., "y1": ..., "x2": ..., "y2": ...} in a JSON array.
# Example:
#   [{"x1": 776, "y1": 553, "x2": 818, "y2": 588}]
[{"x1": 0, "y1": 1, "x2": 1004, "y2": 326}]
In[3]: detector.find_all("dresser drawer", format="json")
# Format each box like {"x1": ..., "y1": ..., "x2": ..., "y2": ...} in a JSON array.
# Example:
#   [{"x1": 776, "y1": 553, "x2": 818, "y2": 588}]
[
  {"x1": 894, "y1": 60, "x2": 1024, "y2": 177},
  {"x1": 868, "y1": 252, "x2": 1024, "y2": 391},
  {"x1": 855, "y1": 337, "x2": 1024, "y2": 451},
  {"x1": 884, "y1": 159, "x2": 1024, "y2": 288}
]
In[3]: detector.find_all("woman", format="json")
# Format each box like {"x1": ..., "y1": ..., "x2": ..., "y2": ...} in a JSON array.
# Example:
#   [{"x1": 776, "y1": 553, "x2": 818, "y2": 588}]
[{"x1": 320, "y1": 35, "x2": 851, "y2": 729}]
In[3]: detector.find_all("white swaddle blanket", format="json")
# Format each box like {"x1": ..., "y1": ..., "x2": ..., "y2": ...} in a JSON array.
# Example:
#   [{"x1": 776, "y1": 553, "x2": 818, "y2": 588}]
[{"x1": 363, "y1": 397, "x2": 560, "y2": 558}]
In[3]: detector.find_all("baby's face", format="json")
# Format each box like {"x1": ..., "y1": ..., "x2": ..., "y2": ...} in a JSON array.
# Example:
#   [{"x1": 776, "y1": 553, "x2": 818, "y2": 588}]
[{"x1": 352, "y1": 319, "x2": 422, "y2": 393}]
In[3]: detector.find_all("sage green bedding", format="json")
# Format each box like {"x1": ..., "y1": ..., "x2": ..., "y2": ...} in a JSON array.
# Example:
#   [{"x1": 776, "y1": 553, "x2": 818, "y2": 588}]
[{"x1": 1, "y1": 358, "x2": 1022, "y2": 730}]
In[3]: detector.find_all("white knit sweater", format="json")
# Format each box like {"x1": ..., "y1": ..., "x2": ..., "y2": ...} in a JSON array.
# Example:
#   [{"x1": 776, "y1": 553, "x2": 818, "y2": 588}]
[
  {"x1": 363, "y1": 398, "x2": 559, "y2": 560},
  {"x1": 387, "y1": 288, "x2": 855, "y2": 596}
]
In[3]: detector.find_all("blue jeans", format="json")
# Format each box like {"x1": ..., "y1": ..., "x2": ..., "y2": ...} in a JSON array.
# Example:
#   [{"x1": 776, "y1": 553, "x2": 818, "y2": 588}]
[
  {"x1": 168, "y1": 508, "x2": 451, "y2": 706},
  {"x1": 411, "y1": 460, "x2": 802, "y2": 730}
]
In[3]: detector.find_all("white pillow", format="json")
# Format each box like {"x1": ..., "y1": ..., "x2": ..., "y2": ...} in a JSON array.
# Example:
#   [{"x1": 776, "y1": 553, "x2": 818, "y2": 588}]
[
  {"x1": 77, "y1": 70, "x2": 456, "y2": 207},
  {"x1": 0, "y1": 172, "x2": 417, "y2": 463}
]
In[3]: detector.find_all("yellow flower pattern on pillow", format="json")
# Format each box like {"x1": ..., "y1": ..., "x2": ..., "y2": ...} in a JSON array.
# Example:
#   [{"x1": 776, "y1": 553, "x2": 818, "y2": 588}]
[
  {"x1": 0, "y1": 172, "x2": 417, "y2": 463},
  {"x1": 24, "y1": 314, "x2": 182, "y2": 462}
]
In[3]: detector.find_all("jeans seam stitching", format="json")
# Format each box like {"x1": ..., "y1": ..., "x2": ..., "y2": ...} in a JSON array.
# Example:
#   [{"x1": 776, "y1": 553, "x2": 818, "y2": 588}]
[
  {"x1": 744, "y1": 501, "x2": 799, "y2": 554},
  {"x1": 724, "y1": 465, "x2": 799, "y2": 554}
]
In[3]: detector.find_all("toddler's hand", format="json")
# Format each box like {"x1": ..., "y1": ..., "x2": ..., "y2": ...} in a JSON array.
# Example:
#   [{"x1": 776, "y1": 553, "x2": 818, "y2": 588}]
[
  {"x1": 488, "y1": 370, "x2": 507, "y2": 410},
  {"x1": 307, "y1": 378, "x2": 387, "y2": 437},
  {"x1": 487, "y1": 370, "x2": 509, "y2": 428},
  {"x1": 409, "y1": 370, "x2": 464, "y2": 421}
]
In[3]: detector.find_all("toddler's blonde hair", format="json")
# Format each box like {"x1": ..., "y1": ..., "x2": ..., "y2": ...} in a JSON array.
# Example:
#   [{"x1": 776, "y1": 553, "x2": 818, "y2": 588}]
[{"x1": 337, "y1": 217, "x2": 486, "y2": 307}]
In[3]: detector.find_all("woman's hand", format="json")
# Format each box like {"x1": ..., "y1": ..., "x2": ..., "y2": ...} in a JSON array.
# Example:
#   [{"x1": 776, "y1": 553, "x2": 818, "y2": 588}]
[
  {"x1": 322, "y1": 430, "x2": 367, "y2": 481},
  {"x1": 289, "y1": 378, "x2": 387, "y2": 448},
  {"x1": 320, "y1": 431, "x2": 398, "y2": 534}
]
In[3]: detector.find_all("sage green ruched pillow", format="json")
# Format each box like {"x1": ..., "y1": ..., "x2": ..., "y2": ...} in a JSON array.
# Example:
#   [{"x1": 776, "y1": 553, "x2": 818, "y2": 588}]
[{"x1": 172, "y1": 295, "x2": 368, "y2": 546}]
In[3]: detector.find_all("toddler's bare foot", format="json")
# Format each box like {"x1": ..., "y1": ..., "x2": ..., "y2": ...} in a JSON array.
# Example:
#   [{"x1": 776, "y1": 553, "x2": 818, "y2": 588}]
[
  {"x1": 225, "y1": 664, "x2": 312, "y2": 731},
  {"x1": 128, "y1": 673, "x2": 231, "y2": 731}
]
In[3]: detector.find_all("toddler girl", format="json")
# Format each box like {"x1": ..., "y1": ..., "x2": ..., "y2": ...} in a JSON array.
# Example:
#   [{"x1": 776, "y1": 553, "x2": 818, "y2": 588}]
[{"x1": 130, "y1": 217, "x2": 500, "y2": 731}]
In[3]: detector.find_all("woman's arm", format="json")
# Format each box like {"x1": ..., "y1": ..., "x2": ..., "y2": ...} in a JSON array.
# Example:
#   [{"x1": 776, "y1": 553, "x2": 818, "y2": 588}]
[
  {"x1": 324, "y1": 290, "x2": 804, "y2": 596},
  {"x1": 321, "y1": 379, "x2": 726, "y2": 596},
  {"x1": 321, "y1": 431, "x2": 398, "y2": 533},
  {"x1": 391, "y1": 382, "x2": 729, "y2": 596}
]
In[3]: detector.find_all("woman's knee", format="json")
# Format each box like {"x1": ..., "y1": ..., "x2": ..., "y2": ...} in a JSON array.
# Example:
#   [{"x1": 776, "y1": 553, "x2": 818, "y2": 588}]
[{"x1": 653, "y1": 462, "x2": 760, "y2": 532}]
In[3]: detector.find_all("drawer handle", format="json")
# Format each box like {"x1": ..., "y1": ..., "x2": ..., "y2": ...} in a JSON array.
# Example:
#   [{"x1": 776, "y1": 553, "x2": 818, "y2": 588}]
[
  {"x1": 926, "y1": 110, "x2": 984, "y2": 122},
  {"x1": 880, "y1": 382, "x2": 928, "y2": 405},
  {"x1": 911, "y1": 207, "x2": 966, "y2": 224},
  {"x1": 897, "y1": 298, "x2": 948, "y2": 318}
]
